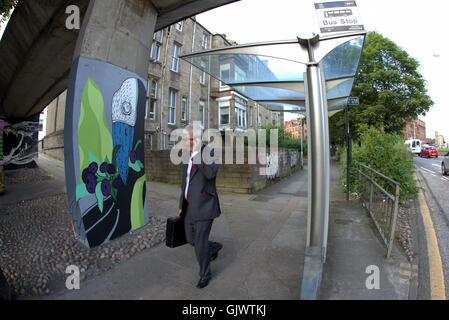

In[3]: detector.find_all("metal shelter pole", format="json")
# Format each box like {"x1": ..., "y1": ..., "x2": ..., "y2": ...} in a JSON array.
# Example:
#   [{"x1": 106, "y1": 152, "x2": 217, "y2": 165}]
[
  {"x1": 300, "y1": 37, "x2": 330, "y2": 300},
  {"x1": 305, "y1": 43, "x2": 330, "y2": 255},
  {"x1": 345, "y1": 103, "x2": 350, "y2": 201}
]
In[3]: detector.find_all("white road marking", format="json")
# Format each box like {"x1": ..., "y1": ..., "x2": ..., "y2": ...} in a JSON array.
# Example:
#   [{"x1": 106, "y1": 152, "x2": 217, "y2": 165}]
[
  {"x1": 432, "y1": 164, "x2": 441, "y2": 168},
  {"x1": 421, "y1": 167, "x2": 436, "y2": 174}
]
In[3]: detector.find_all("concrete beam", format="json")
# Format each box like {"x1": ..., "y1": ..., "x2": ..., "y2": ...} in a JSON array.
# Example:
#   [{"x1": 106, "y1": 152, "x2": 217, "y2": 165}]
[
  {"x1": 0, "y1": 0, "x2": 90, "y2": 119},
  {"x1": 0, "y1": 0, "x2": 239, "y2": 120}
]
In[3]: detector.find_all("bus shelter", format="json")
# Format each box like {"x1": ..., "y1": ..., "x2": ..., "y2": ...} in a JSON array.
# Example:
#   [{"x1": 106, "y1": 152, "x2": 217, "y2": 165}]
[{"x1": 180, "y1": 31, "x2": 365, "y2": 298}]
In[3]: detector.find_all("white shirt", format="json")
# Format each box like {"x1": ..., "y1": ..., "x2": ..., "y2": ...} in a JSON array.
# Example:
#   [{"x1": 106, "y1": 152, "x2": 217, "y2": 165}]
[{"x1": 185, "y1": 151, "x2": 199, "y2": 200}]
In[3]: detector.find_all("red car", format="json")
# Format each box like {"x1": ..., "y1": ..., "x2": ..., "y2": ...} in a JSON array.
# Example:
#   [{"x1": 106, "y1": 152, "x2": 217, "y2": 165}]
[{"x1": 420, "y1": 146, "x2": 439, "y2": 158}]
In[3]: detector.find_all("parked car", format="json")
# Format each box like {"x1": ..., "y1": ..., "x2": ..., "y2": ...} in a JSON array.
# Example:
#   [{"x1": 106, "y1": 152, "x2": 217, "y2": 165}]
[
  {"x1": 420, "y1": 146, "x2": 439, "y2": 158},
  {"x1": 442, "y1": 154, "x2": 449, "y2": 175}
]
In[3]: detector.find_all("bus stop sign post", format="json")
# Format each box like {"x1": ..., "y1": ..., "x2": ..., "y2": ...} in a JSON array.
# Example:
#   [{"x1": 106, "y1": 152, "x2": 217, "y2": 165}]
[{"x1": 346, "y1": 96, "x2": 358, "y2": 200}]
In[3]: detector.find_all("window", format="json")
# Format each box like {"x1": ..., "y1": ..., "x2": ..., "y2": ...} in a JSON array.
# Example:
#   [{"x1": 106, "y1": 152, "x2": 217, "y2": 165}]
[
  {"x1": 147, "y1": 80, "x2": 157, "y2": 120},
  {"x1": 150, "y1": 80, "x2": 157, "y2": 99},
  {"x1": 219, "y1": 101, "x2": 230, "y2": 126},
  {"x1": 199, "y1": 101, "x2": 205, "y2": 128},
  {"x1": 168, "y1": 89, "x2": 176, "y2": 125},
  {"x1": 175, "y1": 21, "x2": 183, "y2": 32},
  {"x1": 168, "y1": 141, "x2": 175, "y2": 149},
  {"x1": 171, "y1": 44, "x2": 180, "y2": 72},
  {"x1": 151, "y1": 30, "x2": 163, "y2": 62},
  {"x1": 153, "y1": 30, "x2": 163, "y2": 42},
  {"x1": 258, "y1": 113, "x2": 262, "y2": 126},
  {"x1": 149, "y1": 134, "x2": 153, "y2": 150},
  {"x1": 219, "y1": 64, "x2": 230, "y2": 90},
  {"x1": 200, "y1": 61, "x2": 206, "y2": 85},
  {"x1": 234, "y1": 65, "x2": 246, "y2": 82},
  {"x1": 151, "y1": 43, "x2": 161, "y2": 61},
  {"x1": 145, "y1": 80, "x2": 150, "y2": 119},
  {"x1": 181, "y1": 97, "x2": 187, "y2": 121},
  {"x1": 272, "y1": 113, "x2": 277, "y2": 125},
  {"x1": 234, "y1": 96, "x2": 247, "y2": 129},
  {"x1": 149, "y1": 100, "x2": 156, "y2": 120},
  {"x1": 201, "y1": 34, "x2": 208, "y2": 48}
]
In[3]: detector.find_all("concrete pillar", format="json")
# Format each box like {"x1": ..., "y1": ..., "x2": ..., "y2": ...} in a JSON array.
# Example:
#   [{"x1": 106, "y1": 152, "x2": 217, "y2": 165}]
[{"x1": 64, "y1": 0, "x2": 157, "y2": 248}]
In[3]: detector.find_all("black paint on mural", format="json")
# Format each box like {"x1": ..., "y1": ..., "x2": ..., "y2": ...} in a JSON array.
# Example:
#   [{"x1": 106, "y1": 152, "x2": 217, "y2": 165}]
[{"x1": 3, "y1": 114, "x2": 39, "y2": 170}]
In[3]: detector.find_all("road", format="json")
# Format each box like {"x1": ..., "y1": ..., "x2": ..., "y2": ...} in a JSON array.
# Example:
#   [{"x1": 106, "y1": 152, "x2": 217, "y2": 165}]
[{"x1": 414, "y1": 154, "x2": 449, "y2": 299}]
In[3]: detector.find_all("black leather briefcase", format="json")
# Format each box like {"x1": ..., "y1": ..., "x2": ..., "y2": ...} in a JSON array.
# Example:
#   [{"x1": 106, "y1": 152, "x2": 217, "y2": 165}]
[{"x1": 166, "y1": 215, "x2": 187, "y2": 248}]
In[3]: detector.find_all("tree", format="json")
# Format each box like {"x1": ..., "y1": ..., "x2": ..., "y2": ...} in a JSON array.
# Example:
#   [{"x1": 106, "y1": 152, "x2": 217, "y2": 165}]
[
  {"x1": 0, "y1": 0, "x2": 18, "y2": 27},
  {"x1": 329, "y1": 31, "x2": 433, "y2": 147}
]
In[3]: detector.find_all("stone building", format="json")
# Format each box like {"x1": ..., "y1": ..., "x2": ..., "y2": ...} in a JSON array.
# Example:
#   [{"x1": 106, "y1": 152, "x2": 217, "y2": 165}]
[
  {"x1": 42, "y1": 17, "x2": 283, "y2": 159},
  {"x1": 434, "y1": 131, "x2": 446, "y2": 148},
  {"x1": 402, "y1": 118, "x2": 427, "y2": 144},
  {"x1": 285, "y1": 117, "x2": 307, "y2": 140}
]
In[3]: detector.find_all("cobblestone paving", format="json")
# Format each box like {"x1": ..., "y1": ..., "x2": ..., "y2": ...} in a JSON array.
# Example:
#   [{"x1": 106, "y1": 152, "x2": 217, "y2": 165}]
[{"x1": 0, "y1": 171, "x2": 166, "y2": 298}]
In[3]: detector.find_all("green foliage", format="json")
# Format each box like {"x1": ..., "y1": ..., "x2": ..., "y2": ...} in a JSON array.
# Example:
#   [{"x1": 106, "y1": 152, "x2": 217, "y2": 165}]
[
  {"x1": 339, "y1": 126, "x2": 419, "y2": 200},
  {"x1": 0, "y1": 0, "x2": 18, "y2": 26},
  {"x1": 329, "y1": 31, "x2": 433, "y2": 148},
  {"x1": 250, "y1": 124, "x2": 307, "y2": 154}
]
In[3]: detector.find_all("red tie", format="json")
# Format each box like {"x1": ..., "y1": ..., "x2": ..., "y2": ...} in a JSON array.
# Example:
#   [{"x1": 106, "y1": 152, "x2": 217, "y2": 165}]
[{"x1": 187, "y1": 164, "x2": 194, "y2": 204}]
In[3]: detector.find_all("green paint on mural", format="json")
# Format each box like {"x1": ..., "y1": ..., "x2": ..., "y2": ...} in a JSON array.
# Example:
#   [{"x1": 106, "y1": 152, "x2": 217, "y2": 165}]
[
  {"x1": 130, "y1": 174, "x2": 146, "y2": 230},
  {"x1": 76, "y1": 183, "x2": 89, "y2": 201},
  {"x1": 78, "y1": 78, "x2": 113, "y2": 182}
]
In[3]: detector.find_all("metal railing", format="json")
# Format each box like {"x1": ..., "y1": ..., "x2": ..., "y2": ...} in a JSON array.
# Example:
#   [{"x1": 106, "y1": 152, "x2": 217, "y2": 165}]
[{"x1": 356, "y1": 163, "x2": 400, "y2": 259}]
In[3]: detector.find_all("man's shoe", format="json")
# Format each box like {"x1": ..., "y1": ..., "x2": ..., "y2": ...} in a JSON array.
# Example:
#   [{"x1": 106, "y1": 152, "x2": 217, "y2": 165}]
[
  {"x1": 210, "y1": 242, "x2": 223, "y2": 261},
  {"x1": 210, "y1": 252, "x2": 218, "y2": 261},
  {"x1": 197, "y1": 276, "x2": 211, "y2": 289}
]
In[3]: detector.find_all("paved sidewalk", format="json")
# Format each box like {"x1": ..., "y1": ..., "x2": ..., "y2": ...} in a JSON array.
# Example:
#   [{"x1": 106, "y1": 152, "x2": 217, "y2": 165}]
[
  {"x1": 319, "y1": 161, "x2": 413, "y2": 299},
  {"x1": 0, "y1": 153, "x2": 66, "y2": 206},
  {"x1": 11, "y1": 154, "x2": 412, "y2": 300}
]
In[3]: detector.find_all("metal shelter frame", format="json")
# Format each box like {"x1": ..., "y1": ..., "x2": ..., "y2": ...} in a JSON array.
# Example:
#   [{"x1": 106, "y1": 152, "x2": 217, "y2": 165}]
[{"x1": 180, "y1": 30, "x2": 366, "y2": 299}]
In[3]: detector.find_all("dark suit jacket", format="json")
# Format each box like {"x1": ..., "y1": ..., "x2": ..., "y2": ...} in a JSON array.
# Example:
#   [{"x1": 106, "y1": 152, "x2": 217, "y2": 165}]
[{"x1": 179, "y1": 144, "x2": 221, "y2": 221}]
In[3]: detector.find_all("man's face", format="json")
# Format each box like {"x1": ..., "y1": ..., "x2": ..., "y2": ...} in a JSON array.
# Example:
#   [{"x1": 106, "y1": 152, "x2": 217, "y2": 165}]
[{"x1": 183, "y1": 131, "x2": 194, "y2": 152}]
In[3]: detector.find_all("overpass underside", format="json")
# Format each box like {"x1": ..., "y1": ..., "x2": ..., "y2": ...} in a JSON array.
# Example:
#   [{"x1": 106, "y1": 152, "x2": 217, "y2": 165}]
[{"x1": 0, "y1": 0, "x2": 238, "y2": 169}]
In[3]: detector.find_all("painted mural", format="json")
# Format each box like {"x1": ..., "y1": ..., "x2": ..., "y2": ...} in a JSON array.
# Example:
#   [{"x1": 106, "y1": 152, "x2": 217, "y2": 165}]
[
  {"x1": 2, "y1": 115, "x2": 39, "y2": 170},
  {"x1": 65, "y1": 57, "x2": 149, "y2": 248}
]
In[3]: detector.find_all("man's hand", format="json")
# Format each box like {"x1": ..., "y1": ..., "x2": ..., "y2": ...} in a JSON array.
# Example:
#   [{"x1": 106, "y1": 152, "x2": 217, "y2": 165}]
[{"x1": 178, "y1": 208, "x2": 182, "y2": 215}]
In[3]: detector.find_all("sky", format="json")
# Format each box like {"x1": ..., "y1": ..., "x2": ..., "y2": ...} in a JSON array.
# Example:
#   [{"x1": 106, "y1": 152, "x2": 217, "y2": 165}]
[
  {"x1": 1, "y1": 1, "x2": 447, "y2": 138},
  {"x1": 196, "y1": 0, "x2": 449, "y2": 139}
]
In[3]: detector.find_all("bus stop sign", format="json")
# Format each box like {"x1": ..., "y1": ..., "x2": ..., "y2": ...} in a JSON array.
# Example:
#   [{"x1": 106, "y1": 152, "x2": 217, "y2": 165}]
[
  {"x1": 315, "y1": 1, "x2": 364, "y2": 35},
  {"x1": 347, "y1": 96, "x2": 359, "y2": 105}
]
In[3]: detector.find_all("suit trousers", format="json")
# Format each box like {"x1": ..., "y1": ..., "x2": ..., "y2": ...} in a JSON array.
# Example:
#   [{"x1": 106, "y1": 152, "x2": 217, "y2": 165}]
[
  {"x1": 184, "y1": 218, "x2": 213, "y2": 278},
  {"x1": 183, "y1": 198, "x2": 222, "y2": 278}
]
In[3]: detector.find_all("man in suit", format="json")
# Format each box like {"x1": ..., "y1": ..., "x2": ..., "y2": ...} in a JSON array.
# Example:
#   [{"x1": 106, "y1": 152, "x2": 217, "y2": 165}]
[{"x1": 178, "y1": 125, "x2": 222, "y2": 289}]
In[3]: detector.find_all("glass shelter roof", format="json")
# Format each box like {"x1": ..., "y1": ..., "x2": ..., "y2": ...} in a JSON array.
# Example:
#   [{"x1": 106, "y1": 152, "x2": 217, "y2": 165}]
[{"x1": 180, "y1": 32, "x2": 365, "y2": 115}]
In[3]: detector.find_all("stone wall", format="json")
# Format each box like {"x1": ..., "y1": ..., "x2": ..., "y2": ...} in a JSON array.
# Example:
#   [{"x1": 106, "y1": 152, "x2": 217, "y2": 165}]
[
  {"x1": 41, "y1": 130, "x2": 65, "y2": 161},
  {"x1": 145, "y1": 147, "x2": 300, "y2": 194}
]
